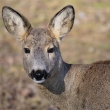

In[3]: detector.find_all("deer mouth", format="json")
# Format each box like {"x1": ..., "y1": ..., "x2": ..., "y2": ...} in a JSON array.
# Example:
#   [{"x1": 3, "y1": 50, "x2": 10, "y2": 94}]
[
  {"x1": 29, "y1": 70, "x2": 48, "y2": 84},
  {"x1": 33, "y1": 77, "x2": 45, "y2": 83}
]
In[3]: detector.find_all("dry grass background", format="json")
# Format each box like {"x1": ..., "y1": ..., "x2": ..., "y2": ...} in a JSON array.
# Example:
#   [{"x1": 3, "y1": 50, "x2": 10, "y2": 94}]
[{"x1": 0, "y1": 0, "x2": 110, "y2": 110}]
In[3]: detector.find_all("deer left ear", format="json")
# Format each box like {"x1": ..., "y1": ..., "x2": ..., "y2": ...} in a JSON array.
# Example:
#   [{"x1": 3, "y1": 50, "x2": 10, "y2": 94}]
[
  {"x1": 2, "y1": 6, "x2": 31, "y2": 41},
  {"x1": 48, "y1": 5, "x2": 75, "y2": 42}
]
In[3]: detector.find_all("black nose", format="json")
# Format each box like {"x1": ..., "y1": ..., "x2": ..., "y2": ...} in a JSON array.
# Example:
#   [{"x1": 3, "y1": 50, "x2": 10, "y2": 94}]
[{"x1": 30, "y1": 70, "x2": 48, "y2": 81}]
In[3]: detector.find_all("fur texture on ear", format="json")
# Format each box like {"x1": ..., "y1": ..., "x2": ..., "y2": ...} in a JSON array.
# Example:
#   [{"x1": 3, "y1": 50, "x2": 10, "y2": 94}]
[
  {"x1": 48, "y1": 5, "x2": 75, "y2": 42},
  {"x1": 2, "y1": 6, "x2": 31, "y2": 41}
]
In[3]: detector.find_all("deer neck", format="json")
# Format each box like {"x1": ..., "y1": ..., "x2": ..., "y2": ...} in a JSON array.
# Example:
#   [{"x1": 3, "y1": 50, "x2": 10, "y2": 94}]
[{"x1": 37, "y1": 61, "x2": 71, "y2": 95}]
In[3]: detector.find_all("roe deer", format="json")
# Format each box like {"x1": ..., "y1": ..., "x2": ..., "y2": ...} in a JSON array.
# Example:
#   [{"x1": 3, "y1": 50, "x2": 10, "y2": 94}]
[{"x1": 2, "y1": 5, "x2": 110, "y2": 110}]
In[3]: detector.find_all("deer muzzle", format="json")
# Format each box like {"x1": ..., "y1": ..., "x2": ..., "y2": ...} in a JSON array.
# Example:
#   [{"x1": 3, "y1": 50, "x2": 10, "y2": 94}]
[{"x1": 29, "y1": 69, "x2": 48, "y2": 83}]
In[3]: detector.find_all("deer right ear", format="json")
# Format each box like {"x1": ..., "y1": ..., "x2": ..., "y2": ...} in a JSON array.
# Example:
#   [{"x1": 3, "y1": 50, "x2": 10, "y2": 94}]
[
  {"x1": 2, "y1": 6, "x2": 31, "y2": 41},
  {"x1": 48, "y1": 5, "x2": 75, "y2": 42}
]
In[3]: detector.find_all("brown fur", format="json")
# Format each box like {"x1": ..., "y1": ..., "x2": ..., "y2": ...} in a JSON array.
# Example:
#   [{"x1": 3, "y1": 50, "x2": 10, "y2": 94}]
[{"x1": 37, "y1": 62, "x2": 110, "y2": 110}]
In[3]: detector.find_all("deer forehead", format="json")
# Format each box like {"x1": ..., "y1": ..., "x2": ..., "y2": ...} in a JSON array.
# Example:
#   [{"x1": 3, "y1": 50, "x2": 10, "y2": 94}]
[{"x1": 24, "y1": 28, "x2": 55, "y2": 48}]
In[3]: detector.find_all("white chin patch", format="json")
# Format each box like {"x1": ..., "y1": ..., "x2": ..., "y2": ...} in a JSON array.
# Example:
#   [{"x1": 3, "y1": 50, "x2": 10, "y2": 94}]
[{"x1": 33, "y1": 78, "x2": 45, "y2": 84}]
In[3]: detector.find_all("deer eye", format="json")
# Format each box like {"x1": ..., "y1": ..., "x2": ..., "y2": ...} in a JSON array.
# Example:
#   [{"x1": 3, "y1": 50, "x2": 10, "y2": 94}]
[
  {"x1": 47, "y1": 48, "x2": 54, "y2": 53},
  {"x1": 24, "y1": 48, "x2": 30, "y2": 53}
]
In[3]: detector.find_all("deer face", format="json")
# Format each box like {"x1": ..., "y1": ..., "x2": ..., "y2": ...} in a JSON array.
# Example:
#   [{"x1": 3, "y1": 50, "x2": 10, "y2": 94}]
[
  {"x1": 22, "y1": 28, "x2": 62, "y2": 83},
  {"x1": 2, "y1": 5, "x2": 75, "y2": 83}
]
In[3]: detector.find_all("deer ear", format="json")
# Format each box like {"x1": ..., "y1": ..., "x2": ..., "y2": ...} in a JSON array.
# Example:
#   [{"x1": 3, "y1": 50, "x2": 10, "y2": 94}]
[
  {"x1": 48, "y1": 5, "x2": 75, "y2": 42},
  {"x1": 2, "y1": 6, "x2": 31, "y2": 41}
]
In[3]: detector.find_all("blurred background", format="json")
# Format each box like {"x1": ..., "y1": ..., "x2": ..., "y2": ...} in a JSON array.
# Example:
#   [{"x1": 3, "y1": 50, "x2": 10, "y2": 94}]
[{"x1": 0, "y1": 0, "x2": 110, "y2": 110}]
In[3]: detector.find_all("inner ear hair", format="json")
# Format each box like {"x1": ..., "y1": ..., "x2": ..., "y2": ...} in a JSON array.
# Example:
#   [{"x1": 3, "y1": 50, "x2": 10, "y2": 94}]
[
  {"x1": 48, "y1": 5, "x2": 75, "y2": 42},
  {"x1": 2, "y1": 6, "x2": 31, "y2": 41}
]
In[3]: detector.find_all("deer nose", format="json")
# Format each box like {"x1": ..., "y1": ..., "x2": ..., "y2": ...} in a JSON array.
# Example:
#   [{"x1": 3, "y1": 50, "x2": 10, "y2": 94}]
[{"x1": 30, "y1": 70, "x2": 48, "y2": 81}]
